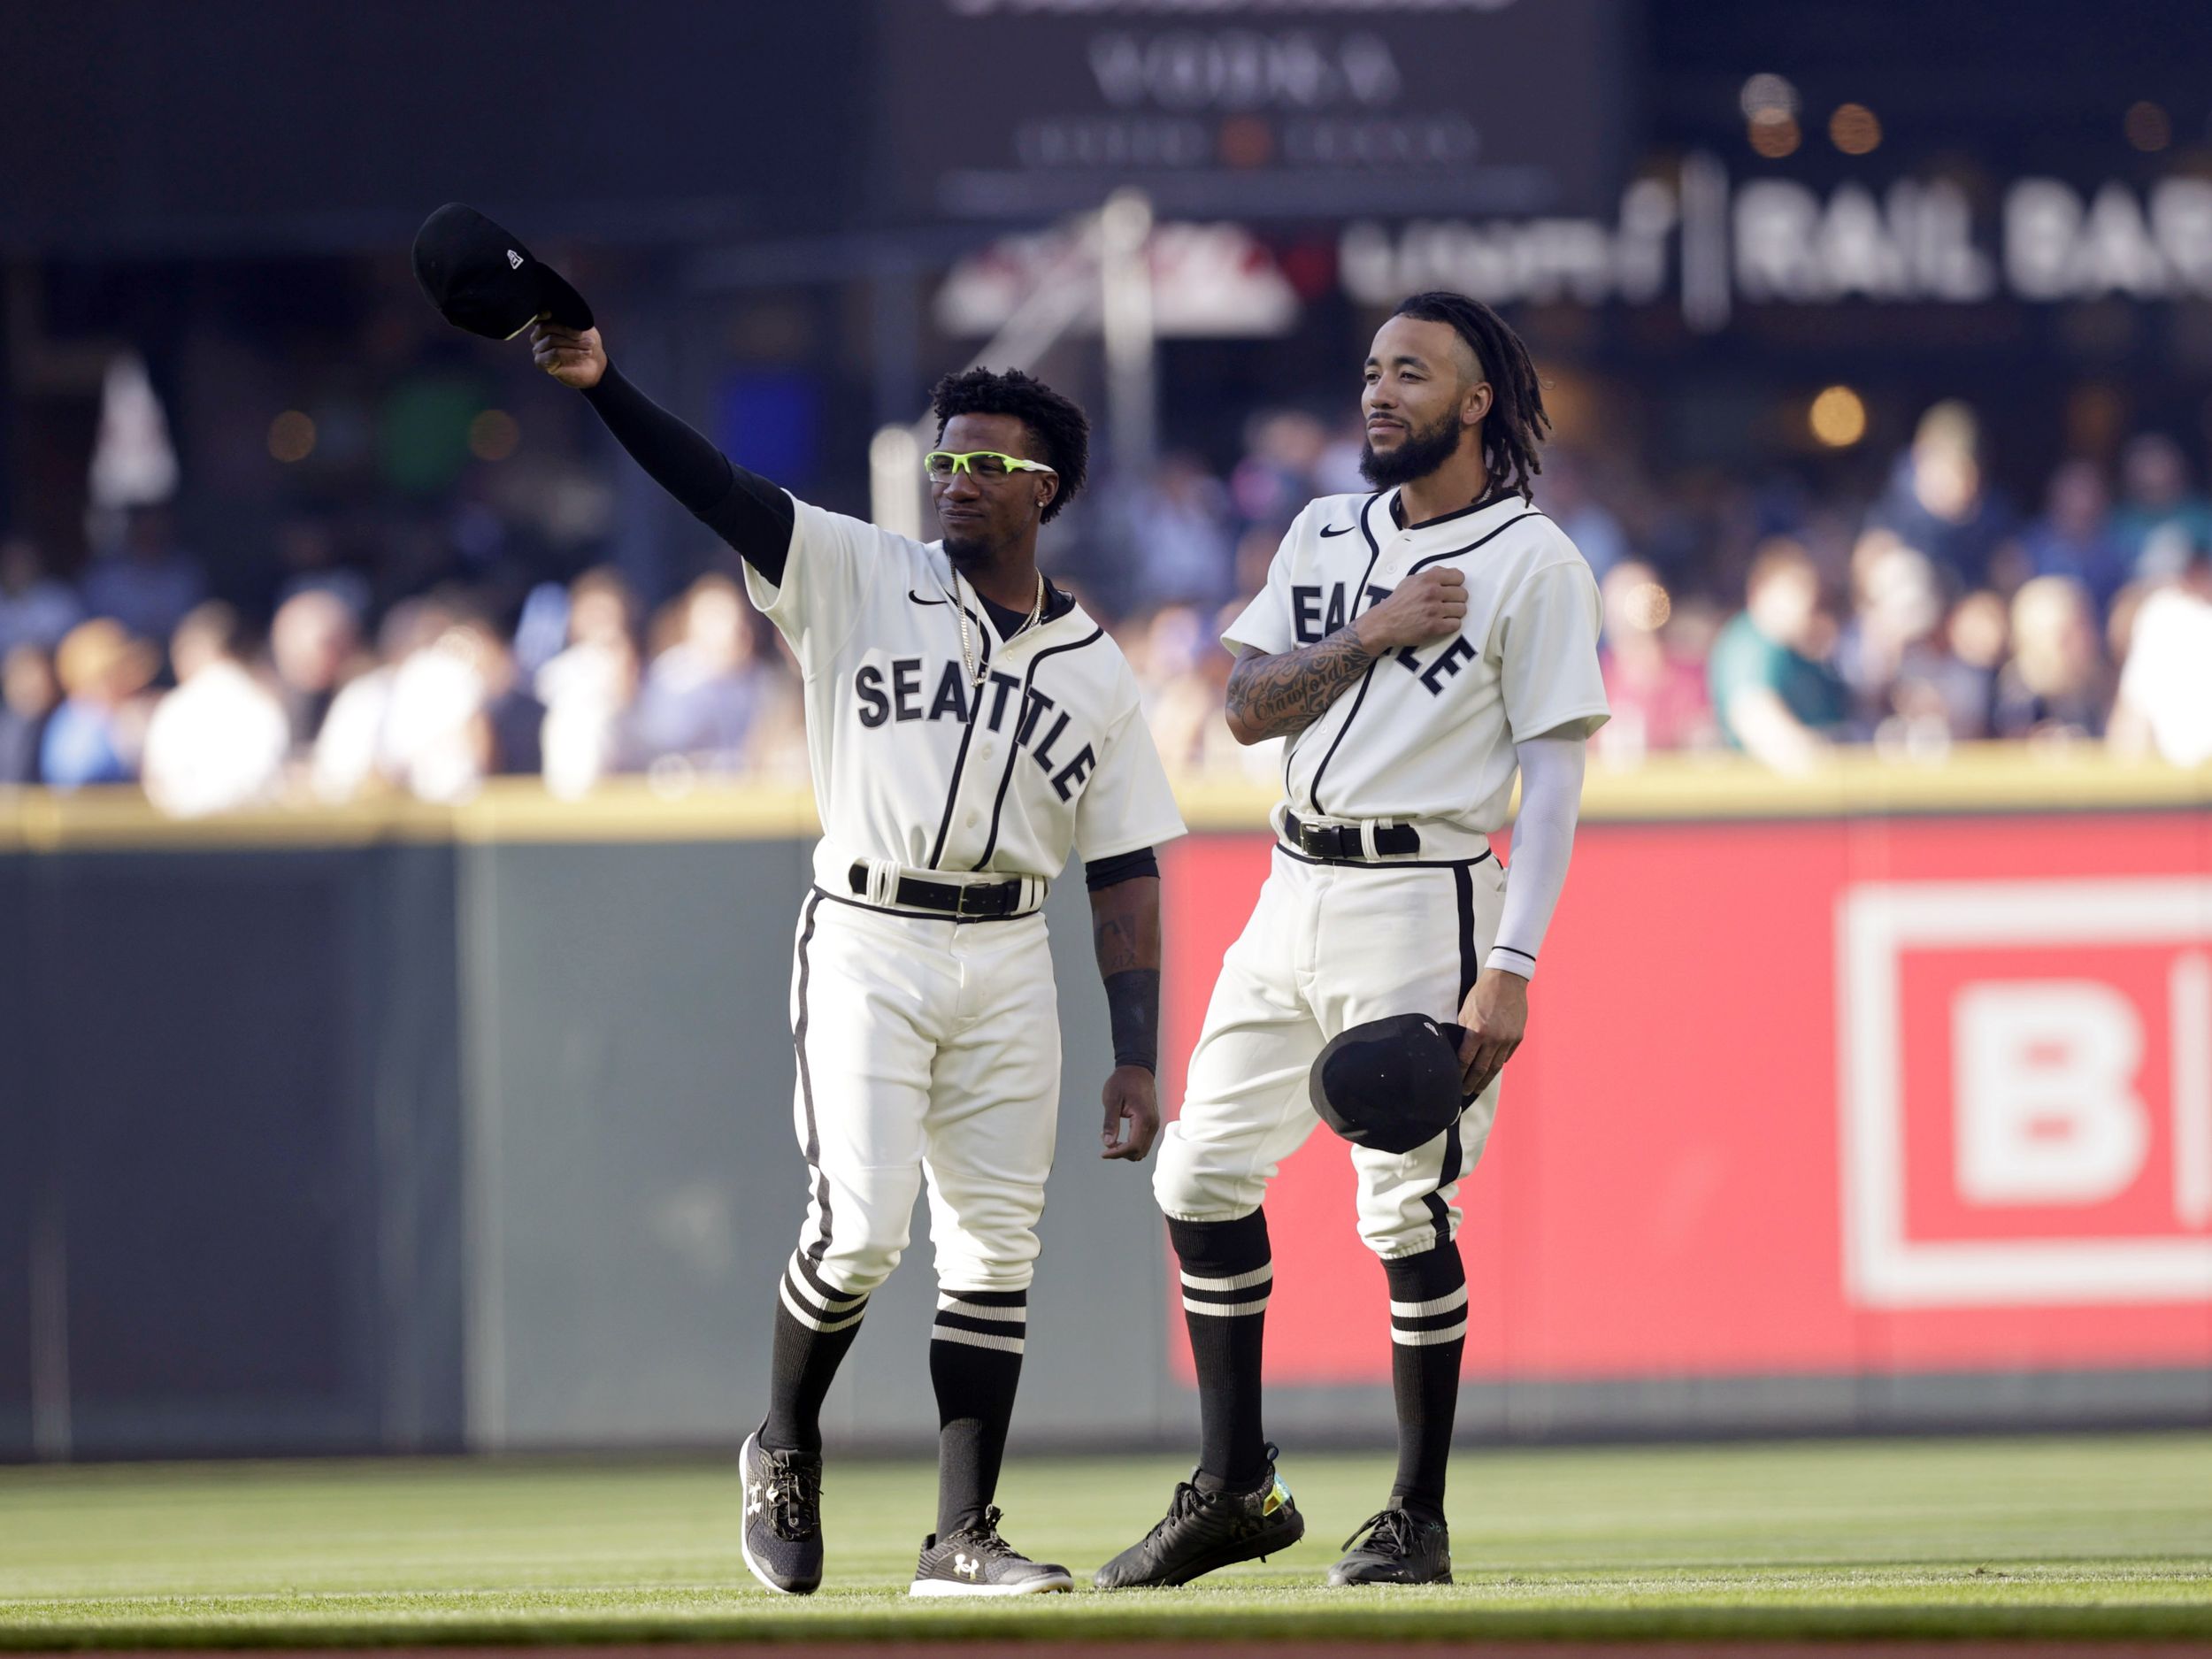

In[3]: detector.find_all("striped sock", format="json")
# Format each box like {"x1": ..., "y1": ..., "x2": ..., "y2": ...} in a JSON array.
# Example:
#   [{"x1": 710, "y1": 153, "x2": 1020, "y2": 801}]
[
  {"x1": 761, "y1": 1251, "x2": 870, "y2": 1455},
  {"x1": 930, "y1": 1286, "x2": 1028, "y2": 1538},
  {"x1": 1166, "y1": 1211, "x2": 1272, "y2": 1493},
  {"x1": 1384, "y1": 1240, "x2": 1468, "y2": 1522}
]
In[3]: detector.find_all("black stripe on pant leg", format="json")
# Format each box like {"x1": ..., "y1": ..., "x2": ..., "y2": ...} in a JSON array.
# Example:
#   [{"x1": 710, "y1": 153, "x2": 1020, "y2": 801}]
[
  {"x1": 1419, "y1": 1116, "x2": 1461, "y2": 1249},
  {"x1": 793, "y1": 892, "x2": 833, "y2": 1262},
  {"x1": 1453, "y1": 863, "x2": 1479, "y2": 1003},
  {"x1": 1423, "y1": 866, "x2": 1481, "y2": 1248}
]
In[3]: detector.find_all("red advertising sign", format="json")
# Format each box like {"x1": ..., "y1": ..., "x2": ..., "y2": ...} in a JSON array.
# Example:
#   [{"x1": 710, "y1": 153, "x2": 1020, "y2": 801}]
[{"x1": 1161, "y1": 814, "x2": 2212, "y2": 1386}]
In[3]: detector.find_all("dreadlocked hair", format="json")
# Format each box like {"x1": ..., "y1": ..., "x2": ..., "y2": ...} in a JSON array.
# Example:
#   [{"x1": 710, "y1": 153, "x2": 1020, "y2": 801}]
[
  {"x1": 1392, "y1": 291, "x2": 1550, "y2": 503},
  {"x1": 929, "y1": 366, "x2": 1089, "y2": 523}
]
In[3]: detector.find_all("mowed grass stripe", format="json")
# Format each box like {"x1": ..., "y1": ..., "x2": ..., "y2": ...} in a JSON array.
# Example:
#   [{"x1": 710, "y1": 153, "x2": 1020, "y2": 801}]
[{"x1": 1, "y1": 1434, "x2": 2208, "y2": 1645}]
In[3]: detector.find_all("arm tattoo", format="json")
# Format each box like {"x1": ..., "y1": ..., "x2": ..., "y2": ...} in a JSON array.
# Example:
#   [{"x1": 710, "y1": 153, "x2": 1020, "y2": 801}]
[
  {"x1": 1089, "y1": 875, "x2": 1161, "y2": 976},
  {"x1": 1225, "y1": 628, "x2": 1377, "y2": 741}
]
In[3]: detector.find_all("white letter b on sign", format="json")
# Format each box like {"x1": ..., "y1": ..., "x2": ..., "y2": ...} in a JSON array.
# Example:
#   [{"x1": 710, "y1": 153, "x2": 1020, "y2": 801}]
[{"x1": 1954, "y1": 981, "x2": 2149, "y2": 1206}]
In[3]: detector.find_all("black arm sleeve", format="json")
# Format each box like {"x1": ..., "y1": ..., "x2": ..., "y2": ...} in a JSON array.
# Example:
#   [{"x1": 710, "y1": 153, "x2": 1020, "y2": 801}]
[
  {"x1": 1083, "y1": 846, "x2": 1160, "y2": 890},
  {"x1": 1103, "y1": 969, "x2": 1161, "y2": 1073},
  {"x1": 580, "y1": 365, "x2": 796, "y2": 582}
]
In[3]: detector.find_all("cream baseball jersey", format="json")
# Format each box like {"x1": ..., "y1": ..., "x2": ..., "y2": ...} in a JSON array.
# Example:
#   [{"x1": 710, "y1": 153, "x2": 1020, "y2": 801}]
[
  {"x1": 745, "y1": 495, "x2": 1186, "y2": 884},
  {"x1": 1224, "y1": 488, "x2": 1609, "y2": 833}
]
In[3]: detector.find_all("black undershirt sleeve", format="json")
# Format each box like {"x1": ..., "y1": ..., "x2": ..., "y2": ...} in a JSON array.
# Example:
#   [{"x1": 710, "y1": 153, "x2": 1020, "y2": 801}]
[
  {"x1": 1083, "y1": 847, "x2": 1159, "y2": 890},
  {"x1": 580, "y1": 365, "x2": 795, "y2": 583}
]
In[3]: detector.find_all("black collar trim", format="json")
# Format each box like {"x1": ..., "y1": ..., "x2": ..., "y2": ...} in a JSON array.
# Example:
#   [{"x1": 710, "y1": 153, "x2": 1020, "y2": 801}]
[{"x1": 1389, "y1": 485, "x2": 1519, "y2": 534}]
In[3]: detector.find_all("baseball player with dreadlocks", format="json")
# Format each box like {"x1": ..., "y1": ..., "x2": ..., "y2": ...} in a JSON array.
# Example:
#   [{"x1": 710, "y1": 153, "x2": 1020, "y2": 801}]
[
  {"x1": 531, "y1": 324, "x2": 1184, "y2": 1598},
  {"x1": 1094, "y1": 292, "x2": 1608, "y2": 1590}
]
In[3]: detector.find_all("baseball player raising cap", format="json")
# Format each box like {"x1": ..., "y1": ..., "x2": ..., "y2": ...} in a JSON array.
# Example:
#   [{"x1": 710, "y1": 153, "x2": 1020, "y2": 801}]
[
  {"x1": 1096, "y1": 292, "x2": 1607, "y2": 1591},
  {"x1": 518, "y1": 309, "x2": 1183, "y2": 1594}
]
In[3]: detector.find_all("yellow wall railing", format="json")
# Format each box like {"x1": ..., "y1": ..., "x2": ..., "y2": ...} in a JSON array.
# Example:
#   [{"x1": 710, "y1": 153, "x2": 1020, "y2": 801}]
[{"x1": 1, "y1": 746, "x2": 2207, "y2": 853}]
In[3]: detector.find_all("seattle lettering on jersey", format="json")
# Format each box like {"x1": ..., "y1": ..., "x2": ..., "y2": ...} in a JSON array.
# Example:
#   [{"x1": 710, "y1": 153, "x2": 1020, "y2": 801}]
[
  {"x1": 1225, "y1": 488, "x2": 1609, "y2": 834},
  {"x1": 852, "y1": 657, "x2": 1099, "y2": 803},
  {"x1": 1293, "y1": 580, "x2": 1480, "y2": 698}
]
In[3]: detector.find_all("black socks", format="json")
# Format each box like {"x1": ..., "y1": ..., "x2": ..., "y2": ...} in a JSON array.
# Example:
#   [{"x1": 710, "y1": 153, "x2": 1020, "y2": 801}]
[
  {"x1": 1166, "y1": 1210, "x2": 1273, "y2": 1493},
  {"x1": 929, "y1": 1286, "x2": 1029, "y2": 1537},
  {"x1": 761, "y1": 1251, "x2": 871, "y2": 1455},
  {"x1": 1383, "y1": 1240, "x2": 1468, "y2": 1522}
]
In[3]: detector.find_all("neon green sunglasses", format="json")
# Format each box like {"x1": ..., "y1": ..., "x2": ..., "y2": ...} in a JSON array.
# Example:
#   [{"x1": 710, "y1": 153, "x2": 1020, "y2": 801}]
[{"x1": 923, "y1": 449, "x2": 1058, "y2": 482}]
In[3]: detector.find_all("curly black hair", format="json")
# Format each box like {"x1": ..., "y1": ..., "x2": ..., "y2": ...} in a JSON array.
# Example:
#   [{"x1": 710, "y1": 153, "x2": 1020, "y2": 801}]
[
  {"x1": 930, "y1": 366, "x2": 1089, "y2": 523},
  {"x1": 1392, "y1": 290, "x2": 1550, "y2": 503}
]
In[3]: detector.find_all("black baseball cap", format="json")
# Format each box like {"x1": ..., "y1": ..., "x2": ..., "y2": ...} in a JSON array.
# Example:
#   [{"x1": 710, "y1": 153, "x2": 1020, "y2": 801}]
[
  {"x1": 411, "y1": 204, "x2": 593, "y2": 341},
  {"x1": 1310, "y1": 1013, "x2": 1471, "y2": 1155}
]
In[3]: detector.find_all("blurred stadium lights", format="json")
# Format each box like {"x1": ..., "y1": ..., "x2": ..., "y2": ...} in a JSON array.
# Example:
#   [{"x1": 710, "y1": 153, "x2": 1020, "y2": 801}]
[
  {"x1": 1809, "y1": 384, "x2": 1869, "y2": 449},
  {"x1": 266, "y1": 411, "x2": 317, "y2": 465},
  {"x1": 1738, "y1": 72, "x2": 1798, "y2": 123},
  {"x1": 1747, "y1": 114, "x2": 1801, "y2": 159},
  {"x1": 88, "y1": 356, "x2": 179, "y2": 508},
  {"x1": 468, "y1": 411, "x2": 520, "y2": 464},
  {"x1": 1829, "y1": 103, "x2": 1883, "y2": 156},
  {"x1": 2126, "y1": 100, "x2": 2172, "y2": 152}
]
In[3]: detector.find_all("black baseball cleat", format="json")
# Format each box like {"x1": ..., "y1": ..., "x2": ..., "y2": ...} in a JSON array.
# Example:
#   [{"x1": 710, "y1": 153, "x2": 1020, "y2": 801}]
[
  {"x1": 909, "y1": 1506, "x2": 1074, "y2": 1596},
  {"x1": 739, "y1": 1429, "x2": 825, "y2": 1595},
  {"x1": 1326, "y1": 1502, "x2": 1452, "y2": 1586},
  {"x1": 1092, "y1": 1448, "x2": 1304, "y2": 1589}
]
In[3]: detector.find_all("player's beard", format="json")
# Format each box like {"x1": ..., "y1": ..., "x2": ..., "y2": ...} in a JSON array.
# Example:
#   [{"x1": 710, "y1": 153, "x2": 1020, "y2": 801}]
[{"x1": 1359, "y1": 410, "x2": 1462, "y2": 489}]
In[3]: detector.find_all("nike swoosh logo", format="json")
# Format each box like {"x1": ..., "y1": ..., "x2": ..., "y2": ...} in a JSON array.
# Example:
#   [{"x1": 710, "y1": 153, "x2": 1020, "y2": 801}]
[
  {"x1": 908, "y1": 588, "x2": 950, "y2": 606},
  {"x1": 1319, "y1": 524, "x2": 1356, "y2": 537}
]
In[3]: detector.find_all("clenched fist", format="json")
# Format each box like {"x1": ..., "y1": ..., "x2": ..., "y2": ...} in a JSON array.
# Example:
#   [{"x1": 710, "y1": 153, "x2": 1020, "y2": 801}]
[
  {"x1": 530, "y1": 323, "x2": 607, "y2": 390},
  {"x1": 1353, "y1": 566, "x2": 1467, "y2": 653}
]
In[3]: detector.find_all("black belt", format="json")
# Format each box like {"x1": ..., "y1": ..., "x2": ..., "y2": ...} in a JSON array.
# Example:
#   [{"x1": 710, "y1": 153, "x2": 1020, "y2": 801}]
[
  {"x1": 849, "y1": 863, "x2": 1026, "y2": 918},
  {"x1": 1281, "y1": 811, "x2": 1420, "y2": 861}
]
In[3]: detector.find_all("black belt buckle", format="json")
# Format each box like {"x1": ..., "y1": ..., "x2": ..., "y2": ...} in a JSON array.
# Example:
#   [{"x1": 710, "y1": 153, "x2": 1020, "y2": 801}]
[{"x1": 956, "y1": 880, "x2": 1018, "y2": 918}]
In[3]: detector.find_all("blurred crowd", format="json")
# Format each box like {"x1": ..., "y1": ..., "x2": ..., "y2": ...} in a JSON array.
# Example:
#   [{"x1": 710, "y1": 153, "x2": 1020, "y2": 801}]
[{"x1": 4, "y1": 399, "x2": 2212, "y2": 818}]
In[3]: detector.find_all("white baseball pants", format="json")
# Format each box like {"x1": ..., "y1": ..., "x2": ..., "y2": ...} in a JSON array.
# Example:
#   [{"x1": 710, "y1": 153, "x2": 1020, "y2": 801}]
[
  {"x1": 784, "y1": 888, "x2": 1062, "y2": 1298},
  {"x1": 1154, "y1": 846, "x2": 1507, "y2": 1259}
]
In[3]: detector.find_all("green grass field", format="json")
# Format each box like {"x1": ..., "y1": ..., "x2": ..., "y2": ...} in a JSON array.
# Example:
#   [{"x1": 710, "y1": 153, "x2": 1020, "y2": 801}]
[{"x1": 4, "y1": 1434, "x2": 2210, "y2": 1647}]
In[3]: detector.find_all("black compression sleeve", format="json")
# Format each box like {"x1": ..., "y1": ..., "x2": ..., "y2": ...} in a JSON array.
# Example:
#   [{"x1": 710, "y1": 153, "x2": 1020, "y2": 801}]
[
  {"x1": 580, "y1": 365, "x2": 795, "y2": 581},
  {"x1": 1103, "y1": 969, "x2": 1160, "y2": 1073},
  {"x1": 1083, "y1": 847, "x2": 1159, "y2": 890}
]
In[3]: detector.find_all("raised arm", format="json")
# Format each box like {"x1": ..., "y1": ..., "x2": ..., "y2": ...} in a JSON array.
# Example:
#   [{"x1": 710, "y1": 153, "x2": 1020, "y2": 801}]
[
  {"x1": 1087, "y1": 854, "x2": 1163, "y2": 1163},
  {"x1": 531, "y1": 323, "x2": 795, "y2": 582},
  {"x1": 1224, "y1": 566, "x2": 1471, "y2": 744}
]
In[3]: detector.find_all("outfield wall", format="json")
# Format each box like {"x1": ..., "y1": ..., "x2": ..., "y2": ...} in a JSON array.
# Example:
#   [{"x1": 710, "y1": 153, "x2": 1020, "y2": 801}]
[{"x1": 2, "y1": 750, "x2": 2208, "y2": 1460}]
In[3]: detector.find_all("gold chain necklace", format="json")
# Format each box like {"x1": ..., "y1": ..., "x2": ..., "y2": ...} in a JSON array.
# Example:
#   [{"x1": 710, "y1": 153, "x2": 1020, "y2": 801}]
[{"x1": 951, "y1": 569, "x2": 1046, "y2": 687}]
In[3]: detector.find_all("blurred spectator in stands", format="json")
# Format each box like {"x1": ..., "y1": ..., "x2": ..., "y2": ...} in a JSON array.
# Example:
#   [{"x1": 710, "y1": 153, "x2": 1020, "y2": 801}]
[
  {"x1": 142, "y1": 603, "x2": 289, "y2": 818},
  {"x1": 1122, "y1": 453, "x2": 1235, "y2": 611},
  {"x1": 1595, "y1": 561, "x2": 1713, "y2": 763},
  {"x1": 42, "y1": 618, "x2": 157, "y2": 788},
  {"x1": 380, "y1": 603, "x2": 504, "y2": 803},
  {"x1": 1139, "y1": 602, "x2": 1278, "y2": 783},
  {"x1": 2018, "y1": 459, "x2": 2128, "y2": 610},
  {"x1": 80, "y1": 505, "x2": 207, "y2": 644},
  {"x1": 0, "y1": 536, "x2": 84, "y2": 657},
  {"x1": 636, "y1": 573, "x2": 768, "y2": 778},
  {"x1": 1867, "y1": 402, "x2": 2012, "y2": 588},
  {"x1": 1993, "y1": 575, "x2": 2105, "y2": 741},
  {"x1": 270, "y1": 588, "x2": 363, "y2": 757},
  {"x1": 1939, "y1": 588, "x2": 2010, "y2": 737},
  {"x1": 1537, "y1": 450, "x2": 1630, "y2": 581},
  {"x1": 1229, "y1": 411, "x2": 1327, "y2": 529},
  {"x1": 0, "y1": 645, "x2": 59, "y2": 784},
  {"x1": 2111, "y1": 434, "x2": 2212, "y2": 584},
  {"x1": 2109, "y1": 552, "x2": 2212, "y2": 766},
  {"x1": 538, "y1": 566, "x2": 641, "y2": 798},
  {"x1": 1838, "y1": 538, "x2": 1994, "y2": 746},
  {"x1": 271, "y1": 515, "x2": 373, "y2": 619},
  {"x1": 1709, "y1": 538, "x2": 1847, "y2": 772},
  {"x1": 312, "y1": 597, "x2": 448, "y2": 801},
  {"x1": 460, "y1": 611, "x2": 545, "y2": 777}
]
